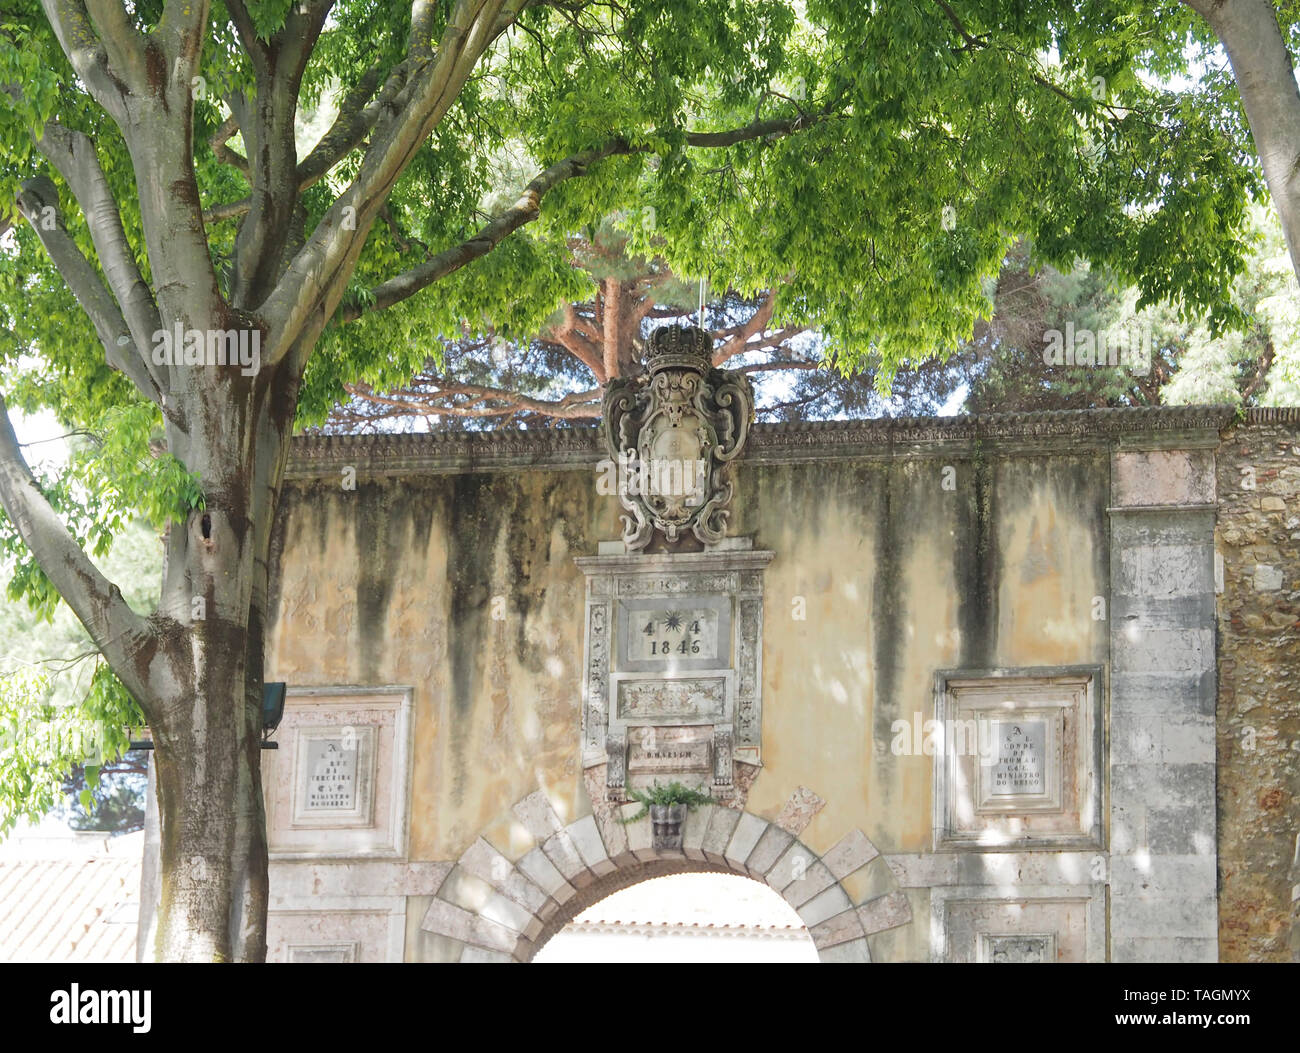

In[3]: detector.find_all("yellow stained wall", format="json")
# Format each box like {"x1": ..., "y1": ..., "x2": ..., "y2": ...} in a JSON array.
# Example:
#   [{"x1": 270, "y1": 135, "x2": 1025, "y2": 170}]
[{"x1": 267, "y1": 447, "x2": 1109, "y2": 866}]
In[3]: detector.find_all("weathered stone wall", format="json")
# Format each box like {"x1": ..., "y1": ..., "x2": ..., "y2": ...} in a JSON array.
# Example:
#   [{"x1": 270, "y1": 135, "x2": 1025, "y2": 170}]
[
  {"x1": 260, "y1": 409, "x2": 1235, "y2": 961},
  {"x1": 1215, "y1": 410, "x2": 1300, "y2": 962}
]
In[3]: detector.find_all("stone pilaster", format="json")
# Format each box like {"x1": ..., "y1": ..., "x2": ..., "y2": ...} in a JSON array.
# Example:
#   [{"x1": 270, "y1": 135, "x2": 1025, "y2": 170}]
[{"x1": 1108, "y1": 446, "x2": 1218, "y2": 962}]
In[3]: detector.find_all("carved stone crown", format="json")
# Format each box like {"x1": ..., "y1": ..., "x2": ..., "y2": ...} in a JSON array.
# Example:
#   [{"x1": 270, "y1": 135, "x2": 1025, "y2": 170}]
[{"x1": 646, "y1": 324, "x2": 713, "y2": 375}]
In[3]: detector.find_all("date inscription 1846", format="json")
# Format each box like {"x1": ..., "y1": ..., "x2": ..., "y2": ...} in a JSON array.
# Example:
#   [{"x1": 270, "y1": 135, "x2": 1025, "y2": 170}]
[{"x1": 625, "y1": 607, "x2": 720, "y2": 663}]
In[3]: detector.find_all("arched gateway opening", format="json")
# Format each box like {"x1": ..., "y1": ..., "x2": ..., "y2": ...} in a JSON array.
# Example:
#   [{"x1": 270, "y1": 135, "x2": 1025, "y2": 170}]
[
  {"x1": 533, "y1": 871, "x2": 818, "y2": 963},
  {"x1": 417, "y1": 791, "x2": 913, "y2": 963}
]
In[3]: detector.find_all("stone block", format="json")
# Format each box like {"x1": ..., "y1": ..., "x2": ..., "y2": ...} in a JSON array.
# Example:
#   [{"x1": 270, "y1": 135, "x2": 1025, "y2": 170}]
[
  {"x1": 479, "y1": 892, "x2": 538, "y2": 938},
  {"x1": 1112, "y1": 893, "x2": 1218, "y2": 941},
  {"x1": 435, "y1": 866, "x2": 495, "y2": 915},
  {"x1": 517, "y1": 846, "x2": 576, "y2": 905},
  {"x1": 620, "y1": 803, "x2": 654, "y2": 860},
  {"x1": 700, "y1": 806, "x2": 742, "y2": 863},
  {"x1": 775, "y1": 786, "x2": 826, "y2": 835},
  {"x1": 458, "y1": 838, "x2": 549, "y2": 915},
  {"x1": 808, "y1": 907, "x2": 866, "y2": 949},
  {"x1": 781, "y1": 859, "x2": 837, "y2": 908},
  {"x1": 724, "y1": 812, "x2": 768, "y2": 869},
  {"x1": 857, "y1": 891, "x2": 912, "y2": 934},
  {"x1": 816, "y1": 937, "x2": 872, "y2": 963},
  {"x1": 420, "y1": 898, "x2": 518, "y2": 955},
  {"x1": 1112, "y1": 450, "x2": 1215, "y2": 506},
  {"x1": 591, "y1": 808, "x2": 631, "y2": 865},
  {"x1": 1254, "y1": 564, "x2": 1284, "y2": 591},
  {"x1": 542, "y1": 828, "x2": 594, "y2": 887},
  {"x1": 460, "y1": 947, "x2": 514, "y2": 963},
  {"x1": 567, "y1": 815, "x2": 616, "y2": 877},
  {"x1": 1110, "y1": 936, "x2": 1218, "y2": 964},
  {"x1": 766, "y1": 841, "x2": 815, "y2": 892},
  {"x1": 1112, "y1": 627, "x2": 1214, "y2": 676},
  {"x1": 797, "y1": 883, "x2": 852, "y2": 928},
  {"x1": 822, "y1": 829, "x2": 880, "y2": 881},
  {"x1": 745, "y1": 825, "x2": 794, "y2": 878},
  {"x1": 682, "y1": 803, "x2": 715, "y2": 861},
  {"x1": 1110, "y1": 671, "x2": 1215, "y2": 717},
  {"x1": 511, "y1": 790, "x2": 565, "y2": 841},
  {"x1": 1115, "y1": 544, "x2": 1213, "y2": 599}
]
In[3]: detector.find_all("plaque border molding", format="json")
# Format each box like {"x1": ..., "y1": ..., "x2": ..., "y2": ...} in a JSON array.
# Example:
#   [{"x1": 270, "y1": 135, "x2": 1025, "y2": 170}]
[
  {"x1": 266, "y1": 685, "x2": 414, "y2": 862},
  {"x1": 929, "y1": 885, "x2": 1106, "y2": 963},
  {"x1": 932, "y1": 666, "x2": 1104, "y2": 852}
]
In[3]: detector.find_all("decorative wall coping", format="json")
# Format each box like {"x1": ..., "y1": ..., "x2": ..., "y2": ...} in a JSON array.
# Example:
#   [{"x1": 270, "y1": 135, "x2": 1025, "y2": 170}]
[
  {"x1": 285, "y1": 405, "x2": 1245, "y2": 479},
  {"x1": 1239, "y1": 406, "x2": 1300, "y2": 424}
]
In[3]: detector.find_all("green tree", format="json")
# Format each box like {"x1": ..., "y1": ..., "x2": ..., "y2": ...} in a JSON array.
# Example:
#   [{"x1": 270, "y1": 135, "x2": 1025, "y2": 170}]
[
  {"x1": 1, "y1": 515, "x2": 159, "y2": 836},
  {"x1": 325, "y1": 222, "x2": 962, "y2": 429},
  {"x1": 956, "y1": 205, "x2": 1300, "y2": 413},
  {"x1": 0, "y1": 1, "x2": 1267, "y2": 960}
]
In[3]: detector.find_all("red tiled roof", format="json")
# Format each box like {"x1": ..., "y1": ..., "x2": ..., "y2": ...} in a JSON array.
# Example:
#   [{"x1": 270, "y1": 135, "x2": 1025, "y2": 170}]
[{"x1": 0, "y1": 829, "x2": 142, "y2": 963}]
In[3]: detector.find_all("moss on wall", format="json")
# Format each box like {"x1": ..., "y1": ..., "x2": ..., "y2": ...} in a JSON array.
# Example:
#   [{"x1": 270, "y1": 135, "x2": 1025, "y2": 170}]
[{"x1": 268, "y1": 443, "x2": 1110, "y2": 876}]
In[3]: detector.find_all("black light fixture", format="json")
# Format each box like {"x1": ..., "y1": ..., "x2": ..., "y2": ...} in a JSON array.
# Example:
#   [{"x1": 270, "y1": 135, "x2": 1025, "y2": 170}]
[
  {"x1": 261, "y1": 681, "x2": 286, "y2": 749},
  {"x1": 129, "y1": 681, "x2": 288, "y2": 751}
]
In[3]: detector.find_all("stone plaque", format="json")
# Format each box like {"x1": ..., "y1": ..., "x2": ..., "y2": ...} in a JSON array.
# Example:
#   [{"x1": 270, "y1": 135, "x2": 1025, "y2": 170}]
[
  {"x1": 305, "y1": 739, "x2": 359, "y2": 811},
  {"x1": 576, "y1": 547, "x2": 773, "y2": 803},
  {"x1": 287, "y1": 942, "x2": 359, "y2": 963},
  {"x1": 268, "y1": 906, "x2": 404, "y2": 962},
  {"x1": 292, "y1": 725, "x2": 377, "y2": 827},
  {"x1": 627, "y1": 726, "x2": 712, "y2": 774},
  {"x1": 616, "y1": 676, "x2": 728, "y2": 722},
  {"x1": 934, "y1": 893, "x2": 1098, "y2": 962},
  {"x1": 265, "y1": 687, "x2": 413, "y2": 860},
  {"x1": 978, "y1": 932, "x2": 1056, "y2": 963},
  {"x1": 988, "y1": 720, "x2": 1046, "y2": 796},
  {"x1": 625, "y1": 606, "x2": 721, "y2": 663},
  {"x1": 933, "y1": 670, "x2": 1101, "y2": 850},
  {"x1": 616, "y1": 595, "x2": 731, "y2": 673}
]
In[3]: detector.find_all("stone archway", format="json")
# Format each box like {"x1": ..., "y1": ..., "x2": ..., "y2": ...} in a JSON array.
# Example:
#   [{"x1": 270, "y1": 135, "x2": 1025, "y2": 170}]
[{"x1": 419, "y1": 787, "x2": 913, "y2": 962}]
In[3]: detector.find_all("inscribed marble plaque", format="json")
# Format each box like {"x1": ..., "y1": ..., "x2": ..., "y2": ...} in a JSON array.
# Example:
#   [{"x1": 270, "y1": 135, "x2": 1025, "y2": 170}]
[{"x1": 989, "y1": 720, "x2": 1046, "y2": 796}]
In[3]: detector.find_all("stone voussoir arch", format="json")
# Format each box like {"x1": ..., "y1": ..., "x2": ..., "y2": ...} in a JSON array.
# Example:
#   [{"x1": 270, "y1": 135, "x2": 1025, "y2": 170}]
[{"x1": 419, "y1": 786, "x2": 913, "y2": 962}]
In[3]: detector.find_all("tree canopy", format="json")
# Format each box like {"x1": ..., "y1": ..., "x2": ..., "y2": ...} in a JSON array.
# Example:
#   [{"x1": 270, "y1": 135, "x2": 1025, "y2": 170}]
[{"x1": 0, "y1": 0, "x2": 1289, "y2": 959}]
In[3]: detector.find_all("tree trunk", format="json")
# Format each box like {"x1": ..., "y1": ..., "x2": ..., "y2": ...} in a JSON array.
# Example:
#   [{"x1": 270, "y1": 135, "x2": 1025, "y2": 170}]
[
  {"x1": 142, "y1": 368, "x2": 297, "y2": 961},
  {"x1": 151, "y1": 663, "x2": 268, "y2": 961}
]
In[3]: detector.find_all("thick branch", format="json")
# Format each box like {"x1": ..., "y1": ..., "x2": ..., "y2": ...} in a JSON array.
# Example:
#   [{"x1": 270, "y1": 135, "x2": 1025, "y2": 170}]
[
  {"x1": 259, "y1": 0, "x2": 517, "y2": 366},
  {"x1": 343, "y1": 110, "x2": 829, "y2": 325},
  {"x1": 0, "y1": 395, "x2": 155, "y2": 714},
  {"x1": 1240, "y1": 339, "x2": 1275, "y2": 403},
  {"x1": 39, "y1": 0, "x2": 130, "y2": 122},
  {"x1": 1182, "y1": 0, "x2": 1300, "y2": 284},
  {"x1": 15, "y1": 178, "x2": 162, "y2": 403},
  {"x1": 546, "y1": 302, "x2": 605, "y2": 381},
  {"x1": 343, "y1": 379, "x2": 601, "y2": 420},
  {"x1": 83, "y1": 0, "x2": 148, "y2": 87},
  {"x1": 204, "y1": 63, "x2": 411, "y2": 225},
  {"x1": 33, "y1": 122, "x2": 165, "y2": 389},
  {"x1": 713, "y1": 287, "x2": 780, "y2": 365},
  {"x1": 229, "y1": 1, "x2": 334, "y2": 306},
  {"x1": 210, "y1": 115, "x2": 249, "y2": 175}
]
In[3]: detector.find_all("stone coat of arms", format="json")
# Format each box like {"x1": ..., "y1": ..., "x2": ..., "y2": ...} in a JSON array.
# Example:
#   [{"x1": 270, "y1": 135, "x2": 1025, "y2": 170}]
[{"x1": 601, "y1": 325, "x2": 754, "y2": 549}]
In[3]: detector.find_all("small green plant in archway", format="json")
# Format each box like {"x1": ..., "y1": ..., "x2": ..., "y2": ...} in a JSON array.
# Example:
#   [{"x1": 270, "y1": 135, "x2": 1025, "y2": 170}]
[{"x1": 618, "y1": 781, "x2": 715, "y2": 823}]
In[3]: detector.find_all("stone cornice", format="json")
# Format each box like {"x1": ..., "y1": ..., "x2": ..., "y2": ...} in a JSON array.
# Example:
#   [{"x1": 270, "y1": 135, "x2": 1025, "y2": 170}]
[{"x1": 286, "y1": 405, "x2": 1243, "y2": 479}]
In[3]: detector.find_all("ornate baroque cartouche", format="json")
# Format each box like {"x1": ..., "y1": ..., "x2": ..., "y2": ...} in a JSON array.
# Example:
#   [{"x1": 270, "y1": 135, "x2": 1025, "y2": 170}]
[{"x1": 601, "y1": 325, "x2": 755, "y2": 549}]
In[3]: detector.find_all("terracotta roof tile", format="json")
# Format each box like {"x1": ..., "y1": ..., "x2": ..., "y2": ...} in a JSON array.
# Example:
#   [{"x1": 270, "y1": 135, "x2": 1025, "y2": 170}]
[{"x1": 0, "y1": 830, "x2": 142, "y2": 963}]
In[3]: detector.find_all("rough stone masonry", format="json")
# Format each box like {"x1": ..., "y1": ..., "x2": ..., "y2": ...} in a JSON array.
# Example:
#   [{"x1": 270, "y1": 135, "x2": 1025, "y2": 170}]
[{"x1": 1216, "y1": 409, "x2": 1300, "y2": 963}]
